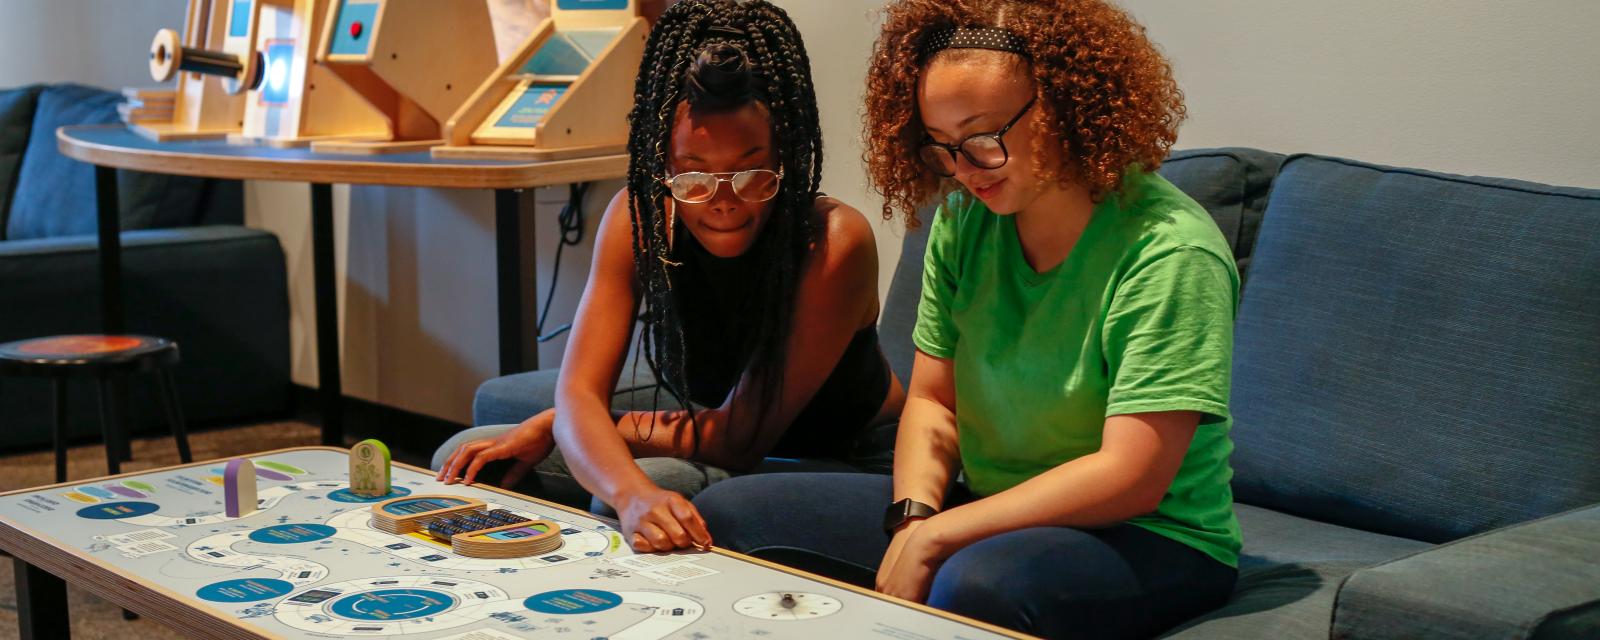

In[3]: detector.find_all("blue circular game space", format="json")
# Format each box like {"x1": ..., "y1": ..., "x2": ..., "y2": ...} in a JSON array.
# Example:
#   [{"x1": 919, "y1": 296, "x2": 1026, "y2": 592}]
[
  {"x1": 75, "y1": 501, "x2": 160, "y2": 520},
  {"x1": 525, "y1": 589, "x2": 623, "y2": 615},
  {"x1": 331, "y1": 589, "x2": 456, "y2": 621},
  {"x1": 326, "y1": 486, "x2": 412, "y2": 503},
  {"x1": 196, "y1": 578, "x2": 295, "y2": 602},
  {"x1": 249, "y1": 523, "x2": 337, "y2": 544}
]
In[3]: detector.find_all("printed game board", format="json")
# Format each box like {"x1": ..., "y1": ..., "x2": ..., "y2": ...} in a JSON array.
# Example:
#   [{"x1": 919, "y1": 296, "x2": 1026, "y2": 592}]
[{"x1": 0, "y1": 447, "x2": 1020, "y2": 639}]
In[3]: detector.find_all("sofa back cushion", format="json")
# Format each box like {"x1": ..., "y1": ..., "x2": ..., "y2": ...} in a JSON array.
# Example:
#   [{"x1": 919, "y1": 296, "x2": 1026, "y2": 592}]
[
  {"x1": 1156, "y1": 147, "x2": 1284, "y2": 286},
  {"x1": 1229, "y1": 154, "x2": 1600, "y2": 543},
  {"x1": 879, "y1": 214, "x2": 932, "y2": 386},
  {"x1": 0, "y1": 85, "x2": 44, "y2": 237},
  {"x1": 6, "y1": 84, "x2": 214, "y2": 240}
]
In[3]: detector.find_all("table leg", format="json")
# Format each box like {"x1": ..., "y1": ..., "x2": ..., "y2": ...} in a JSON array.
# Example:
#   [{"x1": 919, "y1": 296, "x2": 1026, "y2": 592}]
[
  {"x1": 495, "y1": 188, "x2": 536, "y2": 376},
  {"x1": 14, "y1": 558, "x2": 70, "y2": 640},
  {"x1": 311, "y1": 184, "x2": 343, "y2": 446},
  {"x1": 95, "y1": 166, "x2": 123, "y2": 335}
]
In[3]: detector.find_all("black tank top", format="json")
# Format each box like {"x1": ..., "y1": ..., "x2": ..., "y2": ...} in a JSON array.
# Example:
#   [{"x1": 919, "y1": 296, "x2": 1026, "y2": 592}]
[{"x1": 658, "y1": 221, "x2": 891, "y2": 459}]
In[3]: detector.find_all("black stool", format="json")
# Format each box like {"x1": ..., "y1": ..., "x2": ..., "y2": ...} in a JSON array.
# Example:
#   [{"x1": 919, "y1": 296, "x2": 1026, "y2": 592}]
[{"x1": 0, "y1": 335, "x2": 193, "y2": 482}]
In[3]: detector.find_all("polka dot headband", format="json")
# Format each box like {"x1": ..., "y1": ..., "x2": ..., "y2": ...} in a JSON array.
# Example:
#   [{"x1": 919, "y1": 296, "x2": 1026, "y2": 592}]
[{"x1": 920, "y1": 26, "x2": 1031, "y2": 60}]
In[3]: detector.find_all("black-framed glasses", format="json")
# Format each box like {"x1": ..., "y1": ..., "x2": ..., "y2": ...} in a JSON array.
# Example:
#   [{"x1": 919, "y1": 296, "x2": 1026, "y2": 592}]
[
  {"x1": 918, "y1": 96, "x2": 1037, "y2": 177},
  {"x1": 661, "y1": 169, "x2": 784, "y2": 203}
]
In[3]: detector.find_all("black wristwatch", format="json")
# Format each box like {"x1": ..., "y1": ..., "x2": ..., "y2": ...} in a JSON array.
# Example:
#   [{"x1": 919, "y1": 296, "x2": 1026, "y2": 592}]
[{"x1": 883, "y1": 498, "x2": 939, "y2": 536}]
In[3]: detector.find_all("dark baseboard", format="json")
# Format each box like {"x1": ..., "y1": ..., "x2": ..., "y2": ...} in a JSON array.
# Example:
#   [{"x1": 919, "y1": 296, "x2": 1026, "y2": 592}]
[{"x1": 290, "y1": 385, "x2": 467, "y2": 468}]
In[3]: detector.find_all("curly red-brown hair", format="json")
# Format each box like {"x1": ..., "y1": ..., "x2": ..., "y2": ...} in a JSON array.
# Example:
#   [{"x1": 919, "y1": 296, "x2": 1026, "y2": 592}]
[{"x1": 865, "y1": 0, "x2": 1185, "y2": 226}]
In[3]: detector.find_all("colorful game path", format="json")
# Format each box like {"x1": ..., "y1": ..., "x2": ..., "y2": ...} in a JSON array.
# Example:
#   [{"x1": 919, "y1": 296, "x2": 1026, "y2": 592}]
[{"x1": 0, "y1": 447, "x2": 1020, "y2": 639}]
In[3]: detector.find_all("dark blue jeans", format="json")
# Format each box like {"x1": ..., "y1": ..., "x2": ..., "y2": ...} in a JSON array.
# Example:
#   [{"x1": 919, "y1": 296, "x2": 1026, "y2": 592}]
[{"x1": 693, "y1": 472, "x2": 1237, "y2": 639}]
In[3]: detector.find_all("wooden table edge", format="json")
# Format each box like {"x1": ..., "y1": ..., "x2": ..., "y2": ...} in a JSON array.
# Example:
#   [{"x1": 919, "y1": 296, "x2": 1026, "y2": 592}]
[
  {"x1": 0, "y1": 445, "x2": 1036, "y2": 640},
  {"x1": 57, "y1": 126, "x2": 628, "y2": 189},
  {"x1": 0, "y1": 514, "x2": 281, "y2": 639}
]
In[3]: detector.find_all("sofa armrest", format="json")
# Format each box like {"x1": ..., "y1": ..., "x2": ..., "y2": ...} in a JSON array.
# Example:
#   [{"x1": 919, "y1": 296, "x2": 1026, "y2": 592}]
[
  {"x1": 472, "y1": 363, "x2": 674, "y2": 427},
  {"x1": 0, "y1": 226, "x2": 289, "y2": 448},
  {"x1": 1332, "y1": 502, "x2": 1600, "y2": 640}
]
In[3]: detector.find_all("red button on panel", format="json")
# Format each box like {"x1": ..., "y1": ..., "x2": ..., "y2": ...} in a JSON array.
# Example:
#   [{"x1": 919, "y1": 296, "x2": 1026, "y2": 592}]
[{"x1": 351, "y1": 21, "x2": 364, "y2": 39}]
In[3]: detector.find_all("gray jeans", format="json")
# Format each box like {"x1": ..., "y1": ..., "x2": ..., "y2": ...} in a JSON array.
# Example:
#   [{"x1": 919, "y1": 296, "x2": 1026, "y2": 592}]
[{"x1": 432, "y1": 424, "x2": 865, "y2": 518}]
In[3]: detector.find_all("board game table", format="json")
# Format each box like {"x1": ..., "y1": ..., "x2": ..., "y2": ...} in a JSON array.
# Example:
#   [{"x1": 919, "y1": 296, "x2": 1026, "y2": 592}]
[{"x1": 0, "y1": 447, "x2": 1029, "y2": 639}]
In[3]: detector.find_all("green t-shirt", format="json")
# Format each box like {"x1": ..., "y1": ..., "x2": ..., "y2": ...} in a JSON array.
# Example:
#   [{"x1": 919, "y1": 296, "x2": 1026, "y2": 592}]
[{"x1": 912, "y1": 169, "x2": 1243, "y2": 568}]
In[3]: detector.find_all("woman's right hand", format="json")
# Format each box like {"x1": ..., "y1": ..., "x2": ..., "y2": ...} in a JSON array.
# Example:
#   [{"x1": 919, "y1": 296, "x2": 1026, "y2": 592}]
[
  {"x1": 436, "y1": 409, "x2": 557, "y2": 487},
  {"x1": 614, "y1": 486, "x2": 713, "y2": 553}
]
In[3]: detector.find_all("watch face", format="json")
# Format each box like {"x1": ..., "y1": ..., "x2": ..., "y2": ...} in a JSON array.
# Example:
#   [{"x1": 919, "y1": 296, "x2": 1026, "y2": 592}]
[
  {"x1": 885, "y1": 499, "x2": 937, "y2": 533},
  {"x1": 883, "y1": 500, "x2": 907, "y2": 531}
]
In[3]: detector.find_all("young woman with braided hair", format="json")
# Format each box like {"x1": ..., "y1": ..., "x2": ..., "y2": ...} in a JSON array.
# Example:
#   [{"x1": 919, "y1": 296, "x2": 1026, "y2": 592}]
[
  {"x1": 434, "y1": 0, "x2": 903, "y2": 554},
  {"x1": 694, "y1": 0, "x2": 1240, "y2": 636}
]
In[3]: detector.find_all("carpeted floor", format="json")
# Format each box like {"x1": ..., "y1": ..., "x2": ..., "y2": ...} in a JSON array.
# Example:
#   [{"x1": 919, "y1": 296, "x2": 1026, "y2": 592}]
[{"x1": 0, "y1": 420, "x2": 320, "y2": 639}]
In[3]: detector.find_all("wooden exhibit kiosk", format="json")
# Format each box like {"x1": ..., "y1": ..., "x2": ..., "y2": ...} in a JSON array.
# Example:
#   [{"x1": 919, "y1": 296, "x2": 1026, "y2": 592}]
[
  {"x1": 137, "y1": 0, "x2": 247, "y2": 141},
  {"x1": 146, "y1": 0, "x2": 393, "y2": 148},
  {"x1": 310, "y1": 0, "x2": 500, "y2": 154},
  {"x1": 433, "y1": 0, "x2": 648, "y2": 161}
]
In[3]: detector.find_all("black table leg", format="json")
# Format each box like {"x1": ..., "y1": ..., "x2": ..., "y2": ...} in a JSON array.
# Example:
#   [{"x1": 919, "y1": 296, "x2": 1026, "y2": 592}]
[
  {"x1": 95, "y1": 378, "x2": 123, "y2": 476},
  {"x1": 495, "y1": 188, "x2": 536, "y2": 376},
  {"x1": 14, "y1": 558, "x2": 70, "y2": 640},
  {"x1": 96, "y1": 167, "x2": 136, "y2": 463},
  {"x1": 311, "y1": 184, "x2": 343, "y2": 446},
  {"x1": 95, "y1": 166, "x2": 123, "y2": 335},
  {"x1": 52, "y1": 379, "x2": 68, "y2": 484}
]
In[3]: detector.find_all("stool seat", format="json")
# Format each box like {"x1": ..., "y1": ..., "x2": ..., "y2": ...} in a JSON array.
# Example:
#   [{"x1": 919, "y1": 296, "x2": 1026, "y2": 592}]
[
  {"x1": 0, "y1": 335, "x2": 179, "y2": 376},
  {"x1": 0, "y1": 334, "x2": 191, "y2": 483}
]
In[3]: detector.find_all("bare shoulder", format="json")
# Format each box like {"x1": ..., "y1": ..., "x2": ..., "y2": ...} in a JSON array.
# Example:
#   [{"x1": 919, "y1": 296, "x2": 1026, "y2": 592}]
[
  {"x1": 810, "y1": 196, "x2": 879, "y2": 274},
  {"x1": 799, "y1": 197, "x2": 879, "y2": 322},
  {"x1": 591, "y1": 187, "x2": 641, "y2": 277},
  {"x1": 600, "y1": 187, "x2": 633, "y2": 232}
]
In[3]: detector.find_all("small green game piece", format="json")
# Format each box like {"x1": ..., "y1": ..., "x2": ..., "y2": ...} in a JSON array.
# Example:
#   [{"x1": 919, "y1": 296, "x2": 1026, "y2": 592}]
[{"x1": 349, "y1": 439, "x2": 392, "y2": 498}]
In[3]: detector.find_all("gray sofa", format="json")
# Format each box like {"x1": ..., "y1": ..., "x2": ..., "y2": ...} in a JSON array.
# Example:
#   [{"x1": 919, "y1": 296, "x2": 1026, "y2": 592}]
[
  {"x1": 464, "y1": 148, "x2": 1600, "y2": 638},
  {"x1": 0, "y1": 83, "x2": 291, "y2": 450}
]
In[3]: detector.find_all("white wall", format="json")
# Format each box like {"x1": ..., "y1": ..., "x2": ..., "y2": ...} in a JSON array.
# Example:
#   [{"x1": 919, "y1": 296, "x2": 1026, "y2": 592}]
[
  {"x1": 1119, "y1": 0, "x2": 1600, "y2": 189},
  {"x1": 8, "y1": 0, "x2": 1597, "y2": 426},
  {"x1": 772, "y1": 0, "x2": 908, "y2": 300},
  {"x1": 245, "y1": 177, "x2": 619, "y2": 425},
  {"x1": 0, "y1": 0, "x2": 187, "y2": 89}
]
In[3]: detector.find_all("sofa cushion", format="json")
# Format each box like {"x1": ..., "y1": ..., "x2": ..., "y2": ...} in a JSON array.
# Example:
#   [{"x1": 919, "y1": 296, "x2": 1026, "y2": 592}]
[
  {"x1": 0, "y1": 226, "x2": 289, "y2": 448},
  {"x1": 878, "y1": 217, "x2": 931, "y2": 386},
  {"x1": 0, "y1": 84, "x2": 43, "y2": 237},
  {"x1": 1229, "y1": 155, "x2": 1600, "y2": 543},
  {"x1": 1157, "y1": 147, "x2": 1285, "y2": 285},
  {"x1": 6, "y1": 84, "x2": 210, "y2": 240},
  {"x1": 1332, "y1": 502, "x2": 1600, "y2": 640},
  {"x1": 1163, "y1": 504, "x2": 1430, "y2": 639}
]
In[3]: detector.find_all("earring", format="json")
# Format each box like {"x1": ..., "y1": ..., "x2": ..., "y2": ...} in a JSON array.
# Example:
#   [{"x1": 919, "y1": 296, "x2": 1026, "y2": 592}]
[
  {"x1": 658, "y1": 198, "x2": 682, "y2": 268},
  {"x1": 666, "y1": 198, "x2": 677, "y2": 252}
]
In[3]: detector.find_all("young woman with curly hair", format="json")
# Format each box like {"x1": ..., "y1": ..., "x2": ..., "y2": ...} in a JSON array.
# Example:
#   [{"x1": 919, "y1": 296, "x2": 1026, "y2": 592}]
[
  {"x1": 434, "y1": 0, "x2": 904, "y2": 554},
  {"x1": 694, "y1": 0, "x2": 1240, "y2": 635}
]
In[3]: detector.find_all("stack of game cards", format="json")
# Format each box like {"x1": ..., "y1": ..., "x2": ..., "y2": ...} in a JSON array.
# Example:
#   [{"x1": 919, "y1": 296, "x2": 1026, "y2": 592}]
[
  {"x1": 369, "y1": 495, "x2": 485, "y2": 535},
  {"x1": 447, "y1": 510, "x2": 563, "y2": 559},
  {"x1": 119, "y1": 88, "x2": 176, "y2": 124}
]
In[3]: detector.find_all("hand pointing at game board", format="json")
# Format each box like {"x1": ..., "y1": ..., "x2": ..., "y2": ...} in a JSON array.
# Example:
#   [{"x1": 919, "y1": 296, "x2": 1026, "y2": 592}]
[
  {"x1": 617, "y1": 486, "x2": 713, "y2": 553},
  {"x1": 436, "y1": 409, "x2": 556, "y2": 487}
]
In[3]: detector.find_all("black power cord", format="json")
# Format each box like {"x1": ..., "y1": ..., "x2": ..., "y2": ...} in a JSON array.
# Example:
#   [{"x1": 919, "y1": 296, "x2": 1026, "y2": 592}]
[{"x1": 536, "y1": 181, "x2": 592, "y2": 343}]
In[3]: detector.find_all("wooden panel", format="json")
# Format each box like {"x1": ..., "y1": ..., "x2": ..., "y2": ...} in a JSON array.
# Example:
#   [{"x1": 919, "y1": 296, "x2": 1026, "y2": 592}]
[
  {"x1": 442, "y1": 21, "x2": 557, "y2": 147},
  {"x1": 534, "y1": 17, "x2": 645, "y2": 150}
]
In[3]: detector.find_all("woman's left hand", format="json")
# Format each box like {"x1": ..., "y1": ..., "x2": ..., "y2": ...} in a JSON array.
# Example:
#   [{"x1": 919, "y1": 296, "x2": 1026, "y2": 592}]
[{"x1": 876, "y1": 516, "x2": 954, "y2": 604}]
